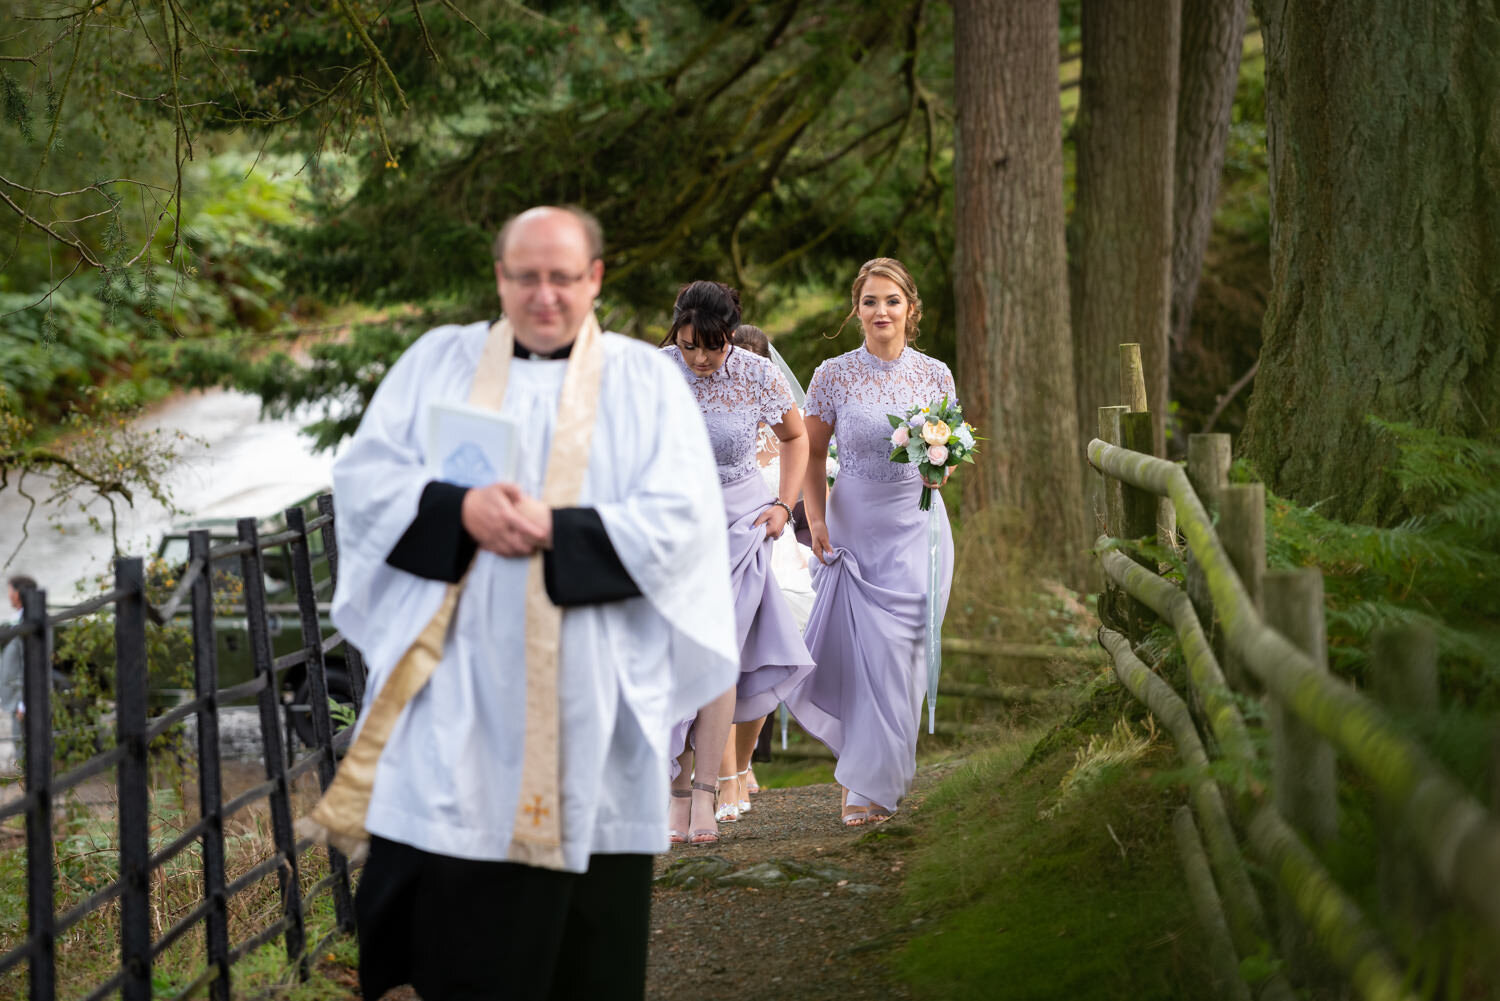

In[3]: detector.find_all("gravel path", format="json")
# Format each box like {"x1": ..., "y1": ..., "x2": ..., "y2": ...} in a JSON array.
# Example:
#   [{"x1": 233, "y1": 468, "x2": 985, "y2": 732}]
[
  {"x1": 644, "y1": 769, "x2": 947, "y2": 1001},
  {"x1": 367, "y1": 768, "x2": 944, "y2": 1001}
]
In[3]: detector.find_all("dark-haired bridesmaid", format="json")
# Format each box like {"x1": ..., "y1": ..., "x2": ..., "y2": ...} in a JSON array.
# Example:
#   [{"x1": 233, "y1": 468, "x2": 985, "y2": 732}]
[{"x1": 662, "y1": 281, "x2": 816, "y2": 845}]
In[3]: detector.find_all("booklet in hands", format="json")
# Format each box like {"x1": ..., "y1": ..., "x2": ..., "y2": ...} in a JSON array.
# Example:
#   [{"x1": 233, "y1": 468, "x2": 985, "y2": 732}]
[{"x1": 426, "y1": 400, "x2": 521, "y2": 488}]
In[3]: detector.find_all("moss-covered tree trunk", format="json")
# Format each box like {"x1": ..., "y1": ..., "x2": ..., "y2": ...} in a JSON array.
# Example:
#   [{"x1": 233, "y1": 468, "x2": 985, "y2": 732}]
[
  {"x1": 1244, "y1": 1, "x2": 1500, "y2": 523},
  {"x1": 1073, "y1": 0, "x2": 1182, "y2": 456},
  {"x1": 953, "y1": 0, "x2": 1085, "y2": 584},
  {"x1": 1171, "y1": 0, "x2": 1248, "y2": 355}
]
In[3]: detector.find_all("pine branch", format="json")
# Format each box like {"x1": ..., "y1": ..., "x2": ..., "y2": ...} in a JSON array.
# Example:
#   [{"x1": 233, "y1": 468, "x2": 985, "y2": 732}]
[
  {"x1": 332, "y1": 0, "x2": 408, "y2": 109},
  {"x1": 0, "y1": 186, "x2": 103, "y2": 267},
  {"x1": 411, "y1": 0, "x2": 441, "y2": 63},
  {"x1": 436, "y1": 0, "x2": 492, "y2": 38},
  {"x1": 0, "y1": 258, "x2": 83, "y2": 319},
  {"x1": 0, "y1": 174, "x2": 174, "y2": 198},
  {"x1": 1, "y1": 447, "x2": 133, "y2": 504}
]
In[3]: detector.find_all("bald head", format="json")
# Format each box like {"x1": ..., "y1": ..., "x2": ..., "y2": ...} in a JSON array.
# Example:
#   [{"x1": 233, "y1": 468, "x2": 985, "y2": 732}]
[
  {"x1": 493, "y1": 205, "x2": 605, "y2": 353},
  {"x1": 492, "y1": 206, "x2": 603, "y2": 264}
]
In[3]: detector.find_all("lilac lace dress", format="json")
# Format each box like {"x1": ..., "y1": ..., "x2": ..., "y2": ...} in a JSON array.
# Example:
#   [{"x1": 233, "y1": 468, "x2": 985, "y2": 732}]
[
  {"x1": 666, "y1": 347, "x2": 816, "y2": 763},
  {"x1": 784, "y1": 344, "x2": 956, "y2": 812}
]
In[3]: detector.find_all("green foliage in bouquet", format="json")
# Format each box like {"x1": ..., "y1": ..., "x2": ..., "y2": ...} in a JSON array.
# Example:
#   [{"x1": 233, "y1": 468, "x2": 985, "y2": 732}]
[{"x1": 887, "y1": 396, "x2": 979, "y2": 510}]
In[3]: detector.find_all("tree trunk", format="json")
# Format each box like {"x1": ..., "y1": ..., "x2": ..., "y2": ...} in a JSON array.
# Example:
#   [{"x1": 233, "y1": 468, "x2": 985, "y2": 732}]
[
  {"x1": 953, "y1": 0, "x2": 1086, "y2": 585},
  {"x1": 1244, "y1": 1, "x2": 1500, "y2": 524},
  {"x1": 1171, "y1": 0, "x2": 1248, "y2": 355},
  {"x1": 1073, "y1": 0, "x2": 1182, "y2": 457}
]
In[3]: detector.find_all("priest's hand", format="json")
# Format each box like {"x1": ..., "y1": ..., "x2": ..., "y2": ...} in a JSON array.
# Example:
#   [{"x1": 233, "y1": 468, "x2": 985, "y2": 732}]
[
  {"x1": 498, "y1": 483, "x2": 554, "y2": 550},
  {"x1": 461, "y1": 483, "x2": 551, "y2": 557}
]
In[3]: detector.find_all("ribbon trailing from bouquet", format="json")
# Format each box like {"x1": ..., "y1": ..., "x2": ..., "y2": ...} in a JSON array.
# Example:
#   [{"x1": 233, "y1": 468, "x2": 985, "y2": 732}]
[{"x1": 925, "y1": 500, "x2": 942, "y2": 734}]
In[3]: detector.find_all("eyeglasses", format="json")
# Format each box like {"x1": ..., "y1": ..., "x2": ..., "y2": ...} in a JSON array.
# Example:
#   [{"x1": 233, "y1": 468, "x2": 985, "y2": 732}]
[{"x1": 500, "y1": 266, "x2": 592, "y2": 290}]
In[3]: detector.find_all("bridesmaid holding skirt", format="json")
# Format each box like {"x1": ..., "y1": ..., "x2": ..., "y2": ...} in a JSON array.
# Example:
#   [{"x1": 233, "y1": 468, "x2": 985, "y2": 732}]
[
  {"x1": 663, "y1": 281, "x2": 816, "y2": 843},
  {"x1": 785, "y1": 258, "x2": 956, "y2": 826}
]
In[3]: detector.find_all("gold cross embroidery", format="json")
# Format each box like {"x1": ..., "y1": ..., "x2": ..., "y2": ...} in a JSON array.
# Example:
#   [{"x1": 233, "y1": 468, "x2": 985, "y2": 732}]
[{"x1": 523, "y1": 795, "x2": 550, "y2": 826}]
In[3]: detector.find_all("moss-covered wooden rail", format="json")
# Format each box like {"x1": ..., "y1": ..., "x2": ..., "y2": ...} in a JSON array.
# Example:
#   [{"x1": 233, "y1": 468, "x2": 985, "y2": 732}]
[{"x1": 1086, "y1": 344, "x2": 1500, "y2": 1000}]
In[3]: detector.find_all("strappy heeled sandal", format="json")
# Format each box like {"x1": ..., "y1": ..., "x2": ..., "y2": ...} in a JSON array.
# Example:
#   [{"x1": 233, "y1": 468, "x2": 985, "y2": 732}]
[
  {"x1": 689, "y1": 781, "x2": 720, "y2": 844},
  {"x1": 736, "y1": 768, "x2": 753, "y2": 814},
  {"x1": 744, "y1": 765, "x2": 760, "y2": 796},
  {"x1": 668, "y1": 788, "x2": 691, "y2": 845},
  {"x1": 841, "y1": 805, "x2": 869, "y2": 827},
  {"x1": 715, "y1": 775, "x2": 740, "y2": 823}
]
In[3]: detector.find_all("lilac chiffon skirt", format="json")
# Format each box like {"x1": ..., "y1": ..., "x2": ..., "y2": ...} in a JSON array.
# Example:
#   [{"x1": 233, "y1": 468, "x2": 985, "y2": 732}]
[
  {"x1": 669, "y1": 472, "x2": 816, "y2": 765},
  {"x1": 784, "y1": 471, "x2": 953, "y2": 811}
]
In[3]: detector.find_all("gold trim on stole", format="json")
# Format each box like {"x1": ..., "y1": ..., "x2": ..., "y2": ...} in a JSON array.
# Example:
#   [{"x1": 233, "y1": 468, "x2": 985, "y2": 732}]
[{"x1": 298, "y1": 314, "x2": 605, "y2": 869}]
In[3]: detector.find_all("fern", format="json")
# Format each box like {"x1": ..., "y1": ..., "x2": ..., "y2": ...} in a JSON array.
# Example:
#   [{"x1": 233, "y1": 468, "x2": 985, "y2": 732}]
[{"x1": 1266, "y1": 421, "x2": 1500, "y2": 702}]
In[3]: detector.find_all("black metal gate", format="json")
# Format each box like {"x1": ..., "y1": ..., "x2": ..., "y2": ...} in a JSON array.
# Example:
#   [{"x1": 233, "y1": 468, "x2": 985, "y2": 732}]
[{"x1": 0, "y1": 495, "x2": 365, "y2": 1000}]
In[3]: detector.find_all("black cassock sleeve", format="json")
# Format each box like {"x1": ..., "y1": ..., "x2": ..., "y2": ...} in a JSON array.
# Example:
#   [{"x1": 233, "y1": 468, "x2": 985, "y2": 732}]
[
  {"x1": 544, "y1": 507, "x2": 643, "y2": 606},
  {"x1": 385, "y1": 481, "x2": 476, "y2": 583},
  {"x1": 384, "y1": 481, "x2": 641, "y2": 606}
]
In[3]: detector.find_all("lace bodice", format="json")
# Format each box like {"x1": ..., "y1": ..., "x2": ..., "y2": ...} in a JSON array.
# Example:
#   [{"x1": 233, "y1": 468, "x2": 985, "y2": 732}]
[
  {"x1": 667, "y1": 345, "x2": 797, "y2": 485},
  {"x1": 803, "y1": 345, "x2": 956, "y2": 482}
]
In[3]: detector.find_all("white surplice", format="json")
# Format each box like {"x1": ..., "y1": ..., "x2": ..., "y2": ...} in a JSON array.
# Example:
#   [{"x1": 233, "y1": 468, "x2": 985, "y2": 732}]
[{"x1": 330, "y1": 321, "x2": 738, "y2": 872}]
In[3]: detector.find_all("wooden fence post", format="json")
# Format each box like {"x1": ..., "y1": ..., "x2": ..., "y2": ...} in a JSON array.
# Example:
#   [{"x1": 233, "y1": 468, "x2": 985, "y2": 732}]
[
  {"x1": 1218, "y1": 483, "x2": 1264, "y2": 689},
  {"x1": 1119, "y1": 411, "x2": 1158, "y2": 640},
  {"x1": 1263, "y1": 567, "x2": 1337, "y2": 987},
  {"x1": 1171, "y1": 806, "x2": 1252, "y2": 1001},
  {"x1": 1185, "y1": 434, "x2": 1231, "y2": 628},
  {"x1": 1184, "y1": 434, "x2": 1231, "y2": 729},
  {"x1": 1119, "y1": 342, "x2": 1149, "y2": 412},
  {"x1": 1097, "y1": 406, "x2": 1131, "y2": 631},
  {"x1": 1119, "y1": 341, "x2": 1177, "y2": 549},
  {"x1": 114, "y1": 557, "x2": 152, "y2": 1001},
  {"x1": 1370, "y1": 624, "x2": 1440, "y2": 941},
  {"x1": 1263, "y1": 569, "x2": 1337, "y2": 845}
]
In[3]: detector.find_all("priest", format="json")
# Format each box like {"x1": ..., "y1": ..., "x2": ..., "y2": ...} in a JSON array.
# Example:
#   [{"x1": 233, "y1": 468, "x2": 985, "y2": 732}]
[{"x1": 307, "y1": 205, "x2": 738, "y2": 1001}]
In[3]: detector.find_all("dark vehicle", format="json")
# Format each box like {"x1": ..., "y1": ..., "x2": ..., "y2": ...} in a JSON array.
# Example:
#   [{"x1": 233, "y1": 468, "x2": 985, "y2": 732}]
[{"x1": 152, "y1": 482, "x2": 356, "y2": 747}]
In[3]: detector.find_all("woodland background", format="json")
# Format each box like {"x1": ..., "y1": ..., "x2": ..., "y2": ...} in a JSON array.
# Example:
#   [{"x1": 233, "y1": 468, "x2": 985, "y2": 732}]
[{"x1": 3, "y1": 2, "x2": 1499, "y2": 996}]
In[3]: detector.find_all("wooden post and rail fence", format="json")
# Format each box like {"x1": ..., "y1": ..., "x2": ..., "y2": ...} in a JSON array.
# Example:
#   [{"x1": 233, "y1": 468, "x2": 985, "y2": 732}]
[{"x1": 1092, "y1": 343, "x2": 1500, "y2": 1000}]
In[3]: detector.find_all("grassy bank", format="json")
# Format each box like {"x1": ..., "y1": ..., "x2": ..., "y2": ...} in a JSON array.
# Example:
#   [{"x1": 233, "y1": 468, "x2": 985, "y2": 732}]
[
  {"x1": 890, "y1": 683, "x2": 1213, "y2": 1001},
  {"x1": 0, "y1": 767, "x2": 355, "y2": 1001}
]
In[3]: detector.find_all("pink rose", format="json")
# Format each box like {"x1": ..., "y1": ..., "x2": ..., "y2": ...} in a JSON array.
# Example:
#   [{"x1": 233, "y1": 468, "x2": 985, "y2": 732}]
[
  {"x1": 927, "y1": 443, "x2": 949, "y2": 465},
  {"x1": 891, "y1": 425, "x2": 910, "y2": 447}
]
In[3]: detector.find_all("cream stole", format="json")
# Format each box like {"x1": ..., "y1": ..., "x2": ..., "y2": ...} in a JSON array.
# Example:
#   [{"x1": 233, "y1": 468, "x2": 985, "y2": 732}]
[{"x1": 298, "y1": 314, "x2": 605, "y2": 870}]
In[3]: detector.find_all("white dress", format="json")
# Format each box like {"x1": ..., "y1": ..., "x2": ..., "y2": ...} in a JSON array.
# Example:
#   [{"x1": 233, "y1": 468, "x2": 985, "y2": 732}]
[{"x1": 755, "y1": 426, "x2": 816, "y2": 631}]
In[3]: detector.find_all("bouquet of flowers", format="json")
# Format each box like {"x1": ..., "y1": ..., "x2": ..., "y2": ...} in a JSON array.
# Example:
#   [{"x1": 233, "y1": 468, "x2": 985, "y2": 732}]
[{"x1": 887, "y1": 396, "x2": 979, "y2": 510}]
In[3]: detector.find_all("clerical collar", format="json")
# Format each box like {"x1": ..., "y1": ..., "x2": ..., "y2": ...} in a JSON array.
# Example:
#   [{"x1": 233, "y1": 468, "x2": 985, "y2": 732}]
[{"x1": 511, "y1": 332, "x2": 574, "y2": 360}]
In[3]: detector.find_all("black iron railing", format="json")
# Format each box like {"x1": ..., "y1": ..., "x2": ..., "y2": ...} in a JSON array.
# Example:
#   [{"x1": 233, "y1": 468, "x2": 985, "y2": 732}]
[{"x1": 0, "y1": 494, "x2": 366, "y2": 1001}]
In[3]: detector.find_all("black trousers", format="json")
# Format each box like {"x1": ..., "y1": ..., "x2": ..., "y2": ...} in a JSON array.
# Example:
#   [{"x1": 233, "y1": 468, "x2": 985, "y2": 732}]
[{"x1": 356, "y1": 837, "x2": 654, "y2": 1001}]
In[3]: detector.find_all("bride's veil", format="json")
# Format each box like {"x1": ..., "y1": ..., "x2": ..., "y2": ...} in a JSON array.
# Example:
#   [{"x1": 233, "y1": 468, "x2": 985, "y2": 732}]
[
  {"x1": 765, "y1": 339, "x2": 808, "y2": 753},
  {"x1": 767, "y1": 342, "x2": 806, "y2": 407}
]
